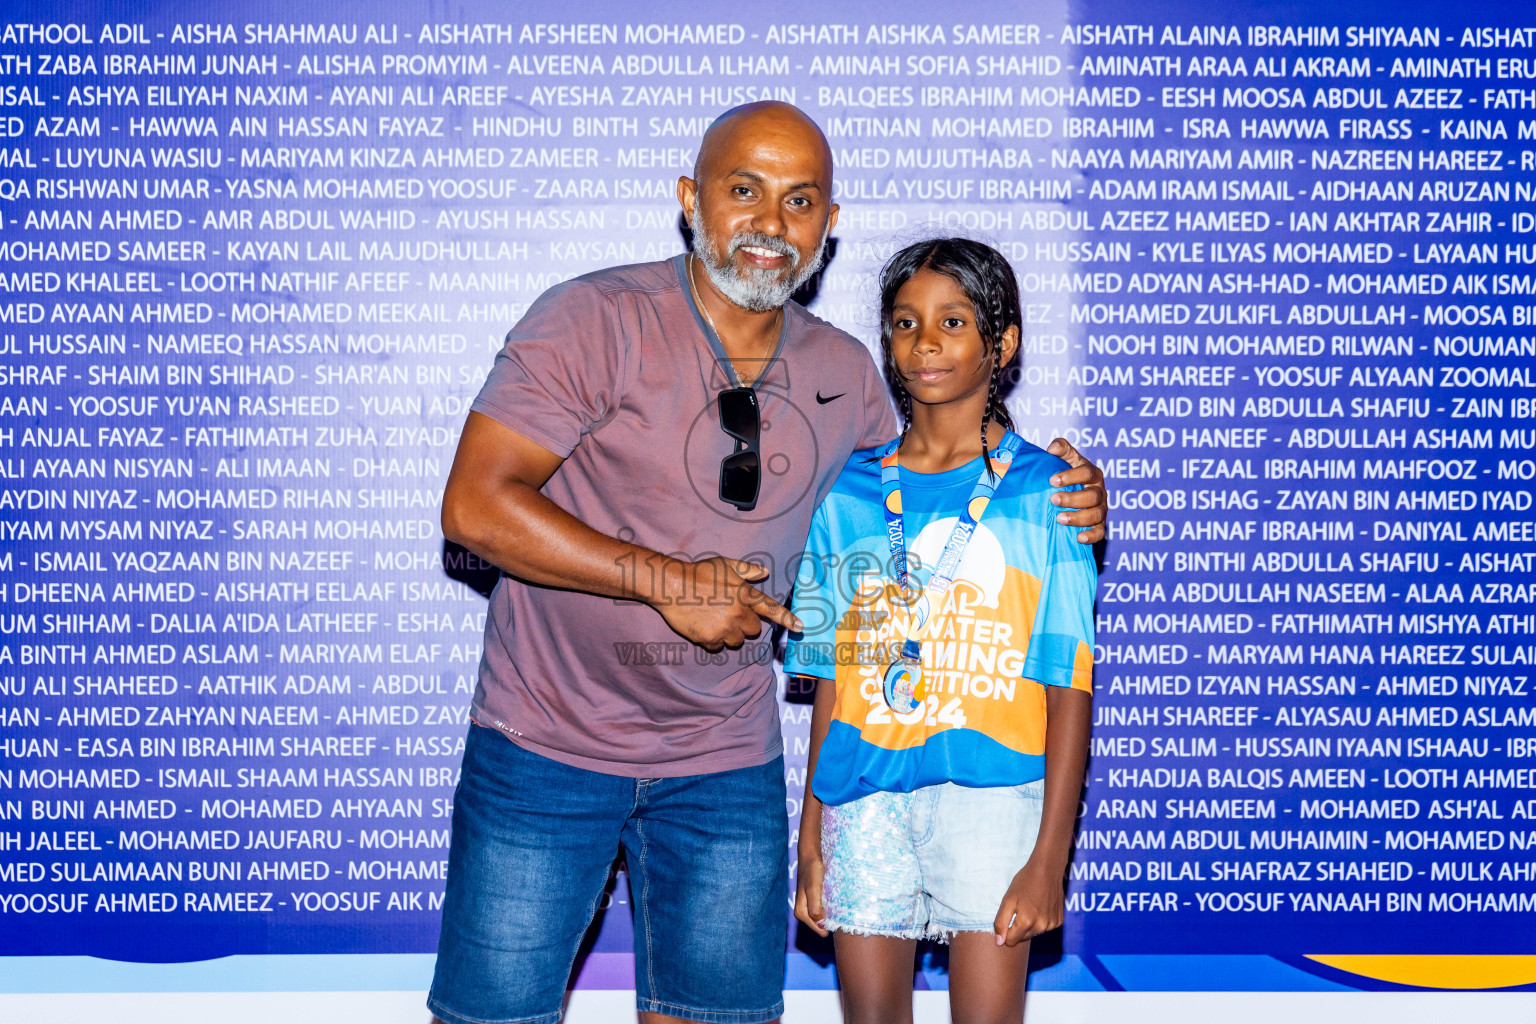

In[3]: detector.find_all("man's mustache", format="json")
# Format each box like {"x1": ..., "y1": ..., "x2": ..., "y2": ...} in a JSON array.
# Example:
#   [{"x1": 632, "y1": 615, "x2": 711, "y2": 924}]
[{"x1": 725, "y1": 231, "x2": 798, "y2": 268}]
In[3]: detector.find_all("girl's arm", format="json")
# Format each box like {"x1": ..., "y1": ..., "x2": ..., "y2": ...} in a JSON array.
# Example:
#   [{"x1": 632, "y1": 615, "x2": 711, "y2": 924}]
[
  {"x1": 793, "y1": 675, "x2": 837, "y2": 937},
  {"x1": 994, "y1": 684, "x2": 1092, "y2": 946}
]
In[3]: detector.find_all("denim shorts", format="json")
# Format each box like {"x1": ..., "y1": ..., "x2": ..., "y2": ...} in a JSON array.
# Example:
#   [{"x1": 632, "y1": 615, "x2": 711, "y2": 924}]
[
  {"x1": 819, "y1": 779, "x2": 1044, "y2": 941},
  {"x1": 428, "y1": 724, "x2": 788, "y2": 1024}
]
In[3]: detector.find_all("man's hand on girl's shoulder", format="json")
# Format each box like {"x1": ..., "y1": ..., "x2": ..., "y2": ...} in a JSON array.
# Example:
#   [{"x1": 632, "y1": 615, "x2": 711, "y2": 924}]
[{"x1": 1046, "y1": 437, "x2": 1107, "y2": 545}]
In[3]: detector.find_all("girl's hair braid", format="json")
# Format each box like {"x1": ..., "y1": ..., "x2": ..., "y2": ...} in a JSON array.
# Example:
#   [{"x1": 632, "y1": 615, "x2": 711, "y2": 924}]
[{"x1": 882, "y1": 337, "x2": 913, "y2": 440}]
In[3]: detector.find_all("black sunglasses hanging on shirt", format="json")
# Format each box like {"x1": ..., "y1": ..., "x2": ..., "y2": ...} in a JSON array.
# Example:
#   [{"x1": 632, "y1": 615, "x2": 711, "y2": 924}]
[{"x1": 717, "y1": 387, "x2": 760, "y2": 511}]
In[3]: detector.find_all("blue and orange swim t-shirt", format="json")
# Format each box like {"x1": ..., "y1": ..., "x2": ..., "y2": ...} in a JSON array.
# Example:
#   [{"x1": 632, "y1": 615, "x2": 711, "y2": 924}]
[{"x1": 785, "y1": 439, "x2": 1097, "y2": 806}]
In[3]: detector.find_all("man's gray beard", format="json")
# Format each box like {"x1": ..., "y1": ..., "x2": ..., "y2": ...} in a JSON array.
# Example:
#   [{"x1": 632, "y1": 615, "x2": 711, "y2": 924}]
[{"x1": 691, "y1": 212, "x2": 829, "y2": 313}]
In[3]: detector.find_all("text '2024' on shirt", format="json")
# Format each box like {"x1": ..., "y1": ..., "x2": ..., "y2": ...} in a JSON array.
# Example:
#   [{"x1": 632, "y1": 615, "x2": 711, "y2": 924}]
[{"x1": 786, "y1": 443, "x2": 1096, "y2": 805}]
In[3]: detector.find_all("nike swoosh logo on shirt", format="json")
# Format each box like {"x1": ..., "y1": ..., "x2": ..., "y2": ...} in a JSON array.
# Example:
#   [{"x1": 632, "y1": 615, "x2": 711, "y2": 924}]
[{"x1": 815, "y1": 391, "x2": 846, "y2": 404}]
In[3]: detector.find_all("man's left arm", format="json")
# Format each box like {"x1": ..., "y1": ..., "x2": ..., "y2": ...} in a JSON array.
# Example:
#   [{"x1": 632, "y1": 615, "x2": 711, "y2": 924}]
[{"x1": 1047, "y1": 438, "x2": 1106, "y2": 545}]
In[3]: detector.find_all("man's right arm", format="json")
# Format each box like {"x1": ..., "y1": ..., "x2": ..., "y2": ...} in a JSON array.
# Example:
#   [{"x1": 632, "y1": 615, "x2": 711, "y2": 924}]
[{"x1": 441, "y1": 411, "x2": 799, "y2": 650}]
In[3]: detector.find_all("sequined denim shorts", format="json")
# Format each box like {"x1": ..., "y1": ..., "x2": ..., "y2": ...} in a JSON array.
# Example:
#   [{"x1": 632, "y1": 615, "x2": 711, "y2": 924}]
[{"x1": 819, "y1": 779, "x2": 1045, "y2": 941}]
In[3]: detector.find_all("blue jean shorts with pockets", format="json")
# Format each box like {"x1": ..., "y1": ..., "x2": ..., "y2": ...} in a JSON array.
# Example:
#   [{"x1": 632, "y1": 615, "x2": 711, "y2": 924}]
[{"x1": 428, "y1": 724, "x2": 788, "y2": 1024}]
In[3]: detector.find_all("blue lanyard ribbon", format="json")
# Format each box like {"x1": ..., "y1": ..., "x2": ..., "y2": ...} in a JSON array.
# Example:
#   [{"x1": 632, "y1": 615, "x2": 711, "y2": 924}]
[{"x1": 879, "y1": 431, "x2": 1024, "y2": 660}]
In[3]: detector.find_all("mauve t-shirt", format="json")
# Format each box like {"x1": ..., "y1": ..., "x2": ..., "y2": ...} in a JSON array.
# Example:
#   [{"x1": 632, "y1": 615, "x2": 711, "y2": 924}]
[{"x1": 467, "y1": 256, "x2": 896, "y2": 776}]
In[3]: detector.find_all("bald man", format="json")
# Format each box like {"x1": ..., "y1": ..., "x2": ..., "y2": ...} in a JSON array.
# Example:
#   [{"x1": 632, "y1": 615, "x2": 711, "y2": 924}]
[{"x1": 428, "y1": 103, "x2": 1107, "y2": 1024}]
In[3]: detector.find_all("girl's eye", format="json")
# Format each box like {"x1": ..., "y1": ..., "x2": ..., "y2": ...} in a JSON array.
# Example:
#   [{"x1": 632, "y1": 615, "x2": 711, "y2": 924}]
[
  {"x1": 943, "y1": 317, "x2": 966, "y2": 329},
  {"x1": 894, "y1": 317, "x2": 916, "y2": 330}
]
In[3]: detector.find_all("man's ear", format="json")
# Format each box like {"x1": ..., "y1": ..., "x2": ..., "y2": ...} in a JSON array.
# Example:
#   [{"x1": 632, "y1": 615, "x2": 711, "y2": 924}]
[
  {"x1": 999, "y1": 325, "x2": 1021, "y2": 369},
  {"x1": 676, "y1": 176, "x2": 698, "y2": 226},
  {"x1": 827, "y1": 202, "x2": 839, "y2": 233}
]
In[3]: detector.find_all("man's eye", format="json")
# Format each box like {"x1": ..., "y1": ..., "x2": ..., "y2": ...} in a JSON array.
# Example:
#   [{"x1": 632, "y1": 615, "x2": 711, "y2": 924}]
[
  {"x1": 733, "y1": 186, "x2": 753, "y2": 197},
  {"x1": 788, "y1": 196, "x2": 810, "y2": 207}
]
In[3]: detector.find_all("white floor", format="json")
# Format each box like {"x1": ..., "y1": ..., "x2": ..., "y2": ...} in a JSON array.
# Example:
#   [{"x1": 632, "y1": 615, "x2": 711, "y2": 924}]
[{"x1": 1, "y1": 990, "x2": 1533, "y2": 1023}]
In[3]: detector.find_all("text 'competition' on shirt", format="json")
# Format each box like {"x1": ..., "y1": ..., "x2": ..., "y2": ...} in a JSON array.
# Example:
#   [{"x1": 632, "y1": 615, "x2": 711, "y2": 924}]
[{"x1": 786, "y1": 441, "x2": 1096, "y2": 805}]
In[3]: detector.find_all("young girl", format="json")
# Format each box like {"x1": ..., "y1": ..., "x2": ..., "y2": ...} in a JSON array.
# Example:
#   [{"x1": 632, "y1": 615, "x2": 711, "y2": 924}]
[{"x1": 787, "y1": 238, "x2": 1095, "y2": 1024}]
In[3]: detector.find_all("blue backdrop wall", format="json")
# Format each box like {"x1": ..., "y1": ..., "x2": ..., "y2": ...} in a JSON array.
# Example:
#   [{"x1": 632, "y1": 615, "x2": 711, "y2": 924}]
[{"x1": 1, "y1": 0, "x2": 1534, "y2": 1002}]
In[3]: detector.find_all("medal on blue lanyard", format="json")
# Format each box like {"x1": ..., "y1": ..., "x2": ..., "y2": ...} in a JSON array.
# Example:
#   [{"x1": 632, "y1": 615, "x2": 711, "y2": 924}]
[{"x1": 879, "y1": 432, "x2": 1025, "y2": 714}]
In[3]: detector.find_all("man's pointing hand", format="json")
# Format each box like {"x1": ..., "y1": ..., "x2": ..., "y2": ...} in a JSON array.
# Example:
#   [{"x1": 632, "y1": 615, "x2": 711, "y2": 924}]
[{"x1": 652, "y1": 556, "x2": 803, "y2": 652}]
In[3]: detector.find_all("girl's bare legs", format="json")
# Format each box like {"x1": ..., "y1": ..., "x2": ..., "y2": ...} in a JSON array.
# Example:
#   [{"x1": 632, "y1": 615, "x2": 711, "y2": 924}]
[
  {"x1": 948, "y1": 932, "x2": 1030, "y2": 1024},
  {"x1": 833, "y1": 932, "x2": 919, "y2": 1024}
]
